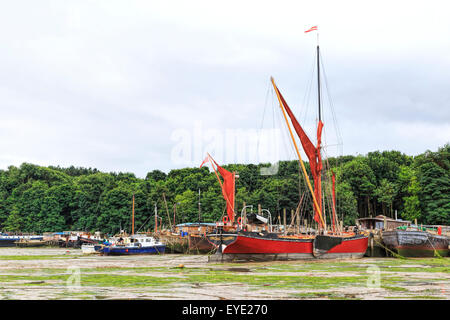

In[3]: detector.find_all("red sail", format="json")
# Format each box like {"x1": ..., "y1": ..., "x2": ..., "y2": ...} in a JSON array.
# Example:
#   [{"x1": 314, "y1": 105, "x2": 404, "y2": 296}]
[
  {"x1": 201, "y1": 156, "x2": 235, "y2": 222},
  {"x1": 214, "y1": 161, "x2": 235, "y2": 222},
  {"x1": 273, "y1": 84, "x2": 324, "y2": 227}
]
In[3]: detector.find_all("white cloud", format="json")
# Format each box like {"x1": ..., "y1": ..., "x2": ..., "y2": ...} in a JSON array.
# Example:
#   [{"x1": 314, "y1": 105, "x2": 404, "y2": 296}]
[{"x1": 0, "y1": 0, "x2": 449, "y2": 177}]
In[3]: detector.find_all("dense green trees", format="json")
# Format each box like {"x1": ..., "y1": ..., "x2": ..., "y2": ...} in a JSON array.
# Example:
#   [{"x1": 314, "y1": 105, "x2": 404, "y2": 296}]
[
  {"x1": 414, "y1": 145, "x2": 450, "y2": 225},
  {"x1": 0, "y1": 145, "x2": 448, "y2": 234}
]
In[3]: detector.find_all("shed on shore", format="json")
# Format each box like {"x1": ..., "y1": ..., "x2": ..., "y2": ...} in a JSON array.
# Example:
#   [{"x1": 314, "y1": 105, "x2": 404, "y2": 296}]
[{"x1": 357, "y1": 215, "x2": 410, "y2": 230}]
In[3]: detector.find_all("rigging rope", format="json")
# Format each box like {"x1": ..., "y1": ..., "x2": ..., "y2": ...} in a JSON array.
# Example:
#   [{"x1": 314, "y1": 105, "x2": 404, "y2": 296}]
[
  {"x1": 319, "y1": 50, "x2": 343, "y2": 152},
  {"x1": 299, "y1": 51, "x2": 317, "y2": 127},
  {"x1": 256, "y1": 81, "x2": 272, "y2": 155},
  {"x1": 372, "y1": 236, "x2": 406, "y2": 259}
]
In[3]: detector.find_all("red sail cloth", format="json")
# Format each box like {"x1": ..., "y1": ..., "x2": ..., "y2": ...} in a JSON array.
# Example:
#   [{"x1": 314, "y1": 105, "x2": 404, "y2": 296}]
[
  {"x1": 274, "y1": 84, "x2": 324, "y2": 227},
  {"x1": 215, "y1": 162, "x2": 235, "y2": 222},
  {"x1": 200, "y1": 156, "x2": 235, "y2": 222}
]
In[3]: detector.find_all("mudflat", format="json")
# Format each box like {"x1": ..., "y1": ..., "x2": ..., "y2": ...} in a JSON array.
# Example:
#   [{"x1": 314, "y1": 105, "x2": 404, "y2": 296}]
[{"x1": 0, "y1": 248, "x2": 448, "y2": 300}]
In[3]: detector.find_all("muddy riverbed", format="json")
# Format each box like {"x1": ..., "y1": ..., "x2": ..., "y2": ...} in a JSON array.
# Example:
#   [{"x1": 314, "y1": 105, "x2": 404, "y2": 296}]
[{"x1": 0, "y1": 248, "x2": 448, "y2": 300}]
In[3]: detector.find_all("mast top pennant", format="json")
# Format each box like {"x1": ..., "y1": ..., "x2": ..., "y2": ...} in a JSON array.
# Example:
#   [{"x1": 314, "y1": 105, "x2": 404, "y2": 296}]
[{"x1": 304, "y1": 26, "x2": 318, "y2": 33}]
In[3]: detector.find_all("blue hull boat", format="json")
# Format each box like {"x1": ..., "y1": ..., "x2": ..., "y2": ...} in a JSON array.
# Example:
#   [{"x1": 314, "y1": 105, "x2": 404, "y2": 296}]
[
  {"x1": 99, "y1": 234, "x2": 166, "y2": 256},
  {"x1": 101, "y1": 244, "x2": 165, "y2": 255}
]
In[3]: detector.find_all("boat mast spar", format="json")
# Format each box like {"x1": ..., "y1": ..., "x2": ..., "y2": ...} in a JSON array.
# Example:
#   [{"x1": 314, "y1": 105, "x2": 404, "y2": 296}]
[
  {"x1": 316, "y1": 32, "x2": 339, "y2": 234},
  {"x1": 132, "y1": 193, "x2": 135, "y2": 235},
  {"x1": 317, "y1": 44, "x2": 322, "y2": 122},
  {"x1": 270, "y1": 28, "x2": 333, "y2": 232}
]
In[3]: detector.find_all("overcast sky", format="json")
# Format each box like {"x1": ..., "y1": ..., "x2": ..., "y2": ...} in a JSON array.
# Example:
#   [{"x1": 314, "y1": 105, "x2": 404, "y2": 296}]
[{"x1": 0, "y1": 0, "x2": 449, "y2": 177}]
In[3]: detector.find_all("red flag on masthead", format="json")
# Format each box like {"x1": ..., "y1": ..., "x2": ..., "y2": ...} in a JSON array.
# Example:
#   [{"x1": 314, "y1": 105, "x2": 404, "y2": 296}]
[{"x1": 304, "y1": 26, "x2": 318, "y2": 33}]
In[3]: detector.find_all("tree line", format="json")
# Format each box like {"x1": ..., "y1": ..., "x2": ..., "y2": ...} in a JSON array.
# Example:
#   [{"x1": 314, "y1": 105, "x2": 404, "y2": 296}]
[{"x1": 0, "y1": 144, "x2": 448, "y2": 234}]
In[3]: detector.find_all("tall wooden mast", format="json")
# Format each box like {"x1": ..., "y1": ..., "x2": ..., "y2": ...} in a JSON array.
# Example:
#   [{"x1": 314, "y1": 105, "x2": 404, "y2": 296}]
[
  {"x1": 154, "y1": 203, "x2": 158, "y2": 233},
  {"x1": 316, "y1": 44, "x2": 323, "y2": 230},
  {"x1": 317, "y1": 45, "x2": 322, "y2": 122},
  {"x1": 198, "y1": 189, "x2": 201, "y2": 224},
  {"x1": 317, "y1": 43, "x2": 339, "y2": 233}
]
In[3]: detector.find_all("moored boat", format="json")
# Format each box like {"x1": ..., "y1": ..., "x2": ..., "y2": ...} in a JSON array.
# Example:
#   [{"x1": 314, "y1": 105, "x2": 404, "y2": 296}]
[
  {"x1": 205, "y1": 228, "x2": 238, "y2": 253},
  {"x1": 382, "y1": 229, "x2": 449, "y2": 257},
  {"x1": 163, "y1": 222, "x2": 216, "y2": 254},
  {"x1": 210, "y1": 230, "x2": 368, "y2": 262},
  {"x1": 312, "y1": 234, "x2": 369, "y2": 259},
  {"x1": 157, "y1": 231, "x2": 189, "y2": 253},
  {"x1": 205, "y1": 208, "x2": 273, "y2": 254},
  {"x1": 188, "y1": 233, "x2": 215, "y2": 254},
  {"x1": 99, "y1": 194, "x2": 166, "y2": 255},
  {"x1": 0, "y1": 234, "x2": 43, "y2": 247},
  {"x1": 357, "y1": 215, "x2": 412, "y2": 257}
]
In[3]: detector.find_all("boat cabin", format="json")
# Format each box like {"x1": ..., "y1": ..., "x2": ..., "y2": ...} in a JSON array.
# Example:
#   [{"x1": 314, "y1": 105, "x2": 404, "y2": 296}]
[
  {"x1": 109, "y1": 234, "x2": 162, "y2": 247},
  {"x1": 357, "y1": 215, "x2": 410, "y2": 231},
  {"x1": 174, "y1": 223, "x2": 216, "y2": 236}
]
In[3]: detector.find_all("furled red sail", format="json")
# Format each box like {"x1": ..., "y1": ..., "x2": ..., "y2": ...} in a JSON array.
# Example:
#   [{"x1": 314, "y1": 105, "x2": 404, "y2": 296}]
[
  {"x1": 200, "y1": 155, "x2": 236, "y2": 222},
  {"x1": 273, "y1": 84, "x2": 324, "y2": 228}
]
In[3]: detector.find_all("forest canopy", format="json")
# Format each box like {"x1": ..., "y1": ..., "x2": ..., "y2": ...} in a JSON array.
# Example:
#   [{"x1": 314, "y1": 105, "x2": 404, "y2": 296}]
[{"x1": 0, "y1": 144, "x2": 448, "y2": 234}]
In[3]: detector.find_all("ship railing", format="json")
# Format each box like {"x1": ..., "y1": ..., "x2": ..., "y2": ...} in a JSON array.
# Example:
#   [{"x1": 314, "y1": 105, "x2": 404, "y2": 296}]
[
  {"x1": 261, "y1": 209, "x2": 273, "y2": 233},
  {"x1": 240, "y1": 205, "x2": 273, "y2": 233}
]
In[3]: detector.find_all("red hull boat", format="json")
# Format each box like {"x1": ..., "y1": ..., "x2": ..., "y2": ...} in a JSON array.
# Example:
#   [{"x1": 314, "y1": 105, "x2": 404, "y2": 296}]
[{"x1": 209, "y1": 231, "x2": 368, "y2": 261}]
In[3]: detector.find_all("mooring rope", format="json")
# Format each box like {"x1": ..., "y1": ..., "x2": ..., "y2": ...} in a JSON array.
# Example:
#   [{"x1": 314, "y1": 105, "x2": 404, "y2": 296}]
[
  {"x1": 372, "y1": 235, "x2": 406, "y2": 259},
  {"x1": 426, "y1": 235, "x2": 443, "y2": 258}
]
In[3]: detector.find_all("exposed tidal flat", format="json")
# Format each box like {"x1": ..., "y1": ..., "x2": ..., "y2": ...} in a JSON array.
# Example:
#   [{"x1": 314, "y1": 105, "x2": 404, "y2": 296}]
[{"x1": 0, "y1": 248, "x2": 448, "y2": 300}]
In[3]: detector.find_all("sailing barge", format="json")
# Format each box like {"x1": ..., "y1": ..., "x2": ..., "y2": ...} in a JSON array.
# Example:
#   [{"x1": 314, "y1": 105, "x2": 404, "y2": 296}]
[{"x1": 216, "y1": 231, "x2": 368, "y2": 261}]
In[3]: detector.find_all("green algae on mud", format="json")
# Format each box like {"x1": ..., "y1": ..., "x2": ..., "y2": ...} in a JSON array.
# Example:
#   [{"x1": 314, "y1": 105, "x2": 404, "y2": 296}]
[
  {"x1": 0, "y1": 270, "x2": 369, "y2": 290},
  {"x1": 80, "y1": 274, "x2": 184, "y2": 287},
  {"x1": 0, "y1": 249, "x2": 448, "y2": 299},
  {"x1": 244, "y1": 259, "x2": 450, "y2": 275},
  {"x1": 0, "y1": 255, "x2": 76, "y2": 260},
  {"x1": 381, "y1": 285, "x2": 409, "y2": 292},
  {"x1": 1, "y1": 258, "x2": 448, "y2": 288}
]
